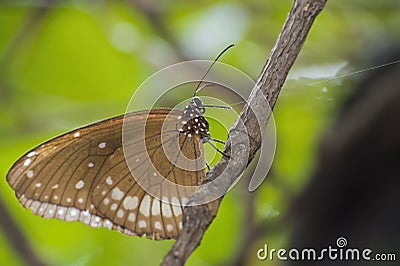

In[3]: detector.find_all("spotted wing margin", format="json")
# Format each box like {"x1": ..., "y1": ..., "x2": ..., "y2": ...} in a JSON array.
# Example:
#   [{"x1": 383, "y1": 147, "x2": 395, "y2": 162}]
[{"x1": 6, "y1": 109, "x2": 204, "y2": 240}]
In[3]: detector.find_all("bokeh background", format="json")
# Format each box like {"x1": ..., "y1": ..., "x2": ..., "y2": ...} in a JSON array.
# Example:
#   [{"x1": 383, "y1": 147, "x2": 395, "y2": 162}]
[{"x1": 1, "y1": 0, "x2": 399, "y2": 265}]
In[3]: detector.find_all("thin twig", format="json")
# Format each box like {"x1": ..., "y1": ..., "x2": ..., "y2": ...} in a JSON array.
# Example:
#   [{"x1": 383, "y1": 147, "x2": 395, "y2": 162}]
[
  {"x1": 0, "y1": 198, "x2": 46, "y2": 266},
  {"x1": 161, "y1": 0, "x2": 328, "y2": 265}
]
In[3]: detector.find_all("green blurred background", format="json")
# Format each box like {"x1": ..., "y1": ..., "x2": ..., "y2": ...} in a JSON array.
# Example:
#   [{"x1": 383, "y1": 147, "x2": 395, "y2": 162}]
[{"x1": 0, "y1": 0, "x2": 399, "y2": 265}]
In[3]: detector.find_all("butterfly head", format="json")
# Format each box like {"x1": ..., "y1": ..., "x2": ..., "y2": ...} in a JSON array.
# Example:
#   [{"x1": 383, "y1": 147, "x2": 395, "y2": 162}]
[{"x1": 191, "y1": 96, "x2": 206, "y2": 113}]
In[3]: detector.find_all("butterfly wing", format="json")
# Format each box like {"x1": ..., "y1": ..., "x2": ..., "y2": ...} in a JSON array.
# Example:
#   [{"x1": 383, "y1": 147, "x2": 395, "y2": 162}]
[{"x1": 6, "y1": 109, "x2": 206, "y2": 240}]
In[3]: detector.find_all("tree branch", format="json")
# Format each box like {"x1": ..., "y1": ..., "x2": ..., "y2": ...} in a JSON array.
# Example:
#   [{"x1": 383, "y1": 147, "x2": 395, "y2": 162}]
[
  {"x1": 161, "y1": 0, "x2": 328, "y2": 265},
  {"x1": 0, "y1": 198, "x2": 46, "y2": 266}
]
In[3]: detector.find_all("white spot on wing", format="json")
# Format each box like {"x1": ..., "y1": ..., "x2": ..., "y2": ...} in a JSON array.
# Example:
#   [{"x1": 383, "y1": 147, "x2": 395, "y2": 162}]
[
  {"x1": 30, "y1": 201, "x2": 40, "y2": 213},
  {"x1": 26, "y1": 170, "x2": 34, "y2": 178},
  {"x1": 90, "y1": 216, "x2": 101, "y2": 227},
  {"x1": 103, "y1": 219, "x2": 112, "y2": 229},
  {"x1": 27, "y1": 151, "x2": 37, "y2": 157},
  {"x1": 103, "y1": 198, "x2": 110, "y2": 205},
  {"x1": 117, "y1": 209, "x2": 124, "y2": 218},
  {"x1": 75, "y1": 180, "x2": 84, "y2": 190},
  {"x1": 152, "y1": 198, "x2": 160, "y2": 215},
  {"x1": 35, "y1": 182, "x2": 41, "y2": 188},
  {"x1": 128, "y1": 212, "x2": 136, "y2": 222},
  {"x1": 110, "y1": 203, "x2": 118, "y2": 211},
  {"x1": 111, "y1": 187, "x2": 124, "y2": 200},
  {"x1": 171, "y1": 197, "x2": 182, "y2": 216},
  {"x1": 38, "y1": 204, "x2": 46, "y2": 215},
  {"x1": 74, "y1": 132, "x2": 80, "y2": 138},
  {"x1": 139, "y1": 195, "x2": 151, "y2": 217},
  {"x1": 80, "y1": 210, "x2": 90, "y2": 224},
  {"x1": 88, "y1": 162, "x2": 94, "y2": 168},
  {"x1": 98, "y1": 142, "x2": 106, "y2": 149},
  {"x1": 154, "y1": 221, "x2": 162, "y2": 230},
  {"x1": 123, "y1": 196, "x2": 138, "y2": 210},
  {"x1": 161, "y1": 197, "x2": 172, "y2": 218},
  {"x1": 66, "y1": 207, "x2": 79, "y2": 221},
  {"x1": 166, "y1": 224, "x2": 174, "y2": 232},
  {"x1": 138, "y1": 220, "x2": 147, "y2": 228},
  {"x1": 45, "y1": 205, "x2": 56, "y2": 218},
  {"x1": 57, "y1": 207, "x2": 65, "y2": 216},
  {"x1": 24, "y1": 158, "x2": 32, "y2": 167},
  {"x1": 106, "y1": 176, "x2": 113, "y2": 185}
]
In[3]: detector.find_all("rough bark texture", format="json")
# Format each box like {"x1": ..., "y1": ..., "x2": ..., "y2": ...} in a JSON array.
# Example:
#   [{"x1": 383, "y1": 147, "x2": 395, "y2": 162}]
[{"x1": 161, "y1": 0, "x2": 328, "y2": 265}]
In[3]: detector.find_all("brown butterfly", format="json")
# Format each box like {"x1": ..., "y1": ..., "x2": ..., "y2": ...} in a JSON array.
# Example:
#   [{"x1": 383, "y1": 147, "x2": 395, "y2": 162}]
[
  {"x1": 6, "y1": 45, "x2": 233, "y2": 240},
  {"x1": 7, "y1": 99, "x2": 213, "y2": 240}
]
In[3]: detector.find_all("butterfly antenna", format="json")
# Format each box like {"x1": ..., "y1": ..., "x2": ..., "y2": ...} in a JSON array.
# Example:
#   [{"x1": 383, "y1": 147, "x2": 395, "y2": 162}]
[{"x1": 194, "y1": 44, "x2": 235, "y2": 96}]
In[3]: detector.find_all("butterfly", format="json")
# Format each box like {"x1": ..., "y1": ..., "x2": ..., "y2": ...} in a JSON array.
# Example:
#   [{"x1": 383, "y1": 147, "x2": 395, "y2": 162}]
[
  {"x1": 6, "y1": 45, "x2": 235, "y2": 240},
  {"x1": 6, "y1": 95, "x2": 220, "y2": 240}
]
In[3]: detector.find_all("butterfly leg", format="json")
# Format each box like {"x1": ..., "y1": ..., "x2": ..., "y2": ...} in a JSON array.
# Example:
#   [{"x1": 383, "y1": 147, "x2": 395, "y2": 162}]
[
  {"x1": 206, "y1": 162, "x2": 211, "y2": 172},
  {"x1": 209, "y1": 138, "x2": 225, "y2": 145},
  {"x1": 205, "y1": 138, "x2": 230, "y2": 158}
]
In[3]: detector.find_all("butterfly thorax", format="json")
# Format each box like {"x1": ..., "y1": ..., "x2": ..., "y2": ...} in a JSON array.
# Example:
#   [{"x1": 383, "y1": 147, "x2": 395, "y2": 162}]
[{"x1": 178, "y1": 97, "x2": 210, "y2": 140}]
